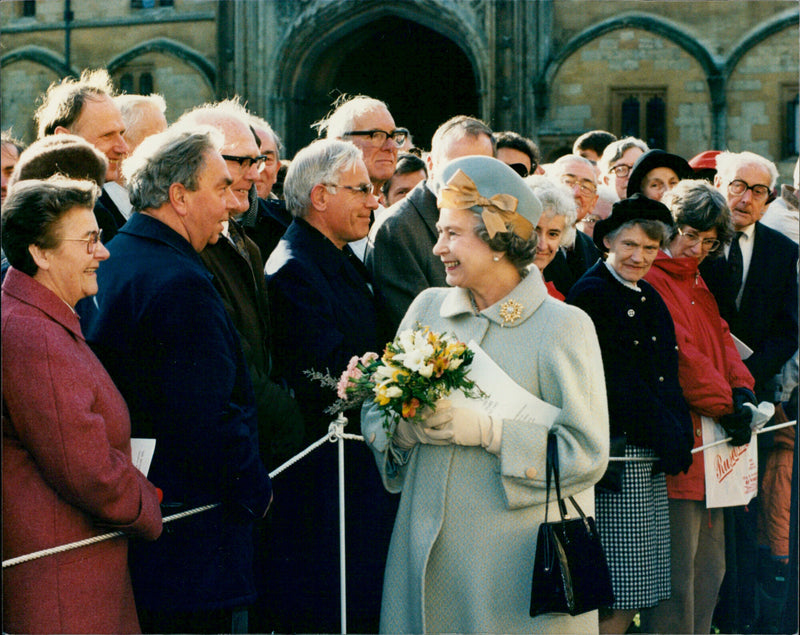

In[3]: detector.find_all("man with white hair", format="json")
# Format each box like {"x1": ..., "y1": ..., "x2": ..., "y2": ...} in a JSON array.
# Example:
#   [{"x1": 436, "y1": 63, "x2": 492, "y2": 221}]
[
  {"x1": 104, "y1": 93, "x2": 169, "y2": 220},
  {"x1": 239, "y1": 114, "x2": 292, "y2": 260},
  {"x1": 542, "y1": 154, "x2": 602, "y2": 296},
  {"x1": 86, "y1": 125, "x2": 272, "y2": 633},
  {"x1": 315, "y1": 95, "x2": 407, "y2": 260},
  {"x1": 598, "y1": 136, "x2": 649, "y2": 201},
  {"x1": 178, "y1": 99, "x2": 303, "y2": 476},
  {"x1": 699, "y1": 150, "x2": 798, "y2": 635},
  {"x1": 263, "y1": 138, "x2": 396, "y2": 634},
  {"x1": 365, "y1": 114, "x2": 495, "y2": 328}
]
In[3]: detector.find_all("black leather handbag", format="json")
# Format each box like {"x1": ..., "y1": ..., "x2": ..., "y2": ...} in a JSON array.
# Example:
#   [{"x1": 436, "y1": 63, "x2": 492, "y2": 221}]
[{"x1": 530, "y1": 433, "x2": 615, "y2": 617}]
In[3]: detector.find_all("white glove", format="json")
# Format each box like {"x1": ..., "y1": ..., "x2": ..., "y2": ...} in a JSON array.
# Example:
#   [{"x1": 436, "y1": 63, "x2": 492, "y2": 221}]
[
  {"x1": 745, "y1": 401, "x2": 775, "y2": 431},
  {"x1": 392, "y1": 416, "x2": 453, "y2": 449},
  {"x1": 424, "y1": 405, "x2": 503, "y2": 455}
]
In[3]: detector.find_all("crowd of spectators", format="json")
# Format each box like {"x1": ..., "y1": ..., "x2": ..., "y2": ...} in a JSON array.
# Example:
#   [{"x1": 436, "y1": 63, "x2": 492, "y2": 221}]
[{"x1": 2, "y1": 67, "x2": 797, "y2": 635}]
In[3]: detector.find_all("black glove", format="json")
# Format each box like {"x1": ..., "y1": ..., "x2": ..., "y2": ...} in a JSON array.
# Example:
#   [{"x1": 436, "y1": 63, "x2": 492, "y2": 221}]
[
  {"x1": 719, "y1": 407, "x2": 753, "y2": 446},
  {"x1": 653, "y1": 446, "x2": 693, "y2": 476},
  {"x1": 732, "y1": 386, "x2": 757, "y2": 411}
]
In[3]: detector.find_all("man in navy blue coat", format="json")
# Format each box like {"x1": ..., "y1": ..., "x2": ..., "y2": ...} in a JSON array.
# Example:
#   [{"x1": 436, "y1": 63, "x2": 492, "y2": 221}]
[
  {"x1": 264, "y1": 139, "x2": 397, "y2": 634},
  {"x1": 86, "y1": 125, "x2": 272, "y2": 634},
  {"x1": 699, "y1": 151, "x2": 798, "y2": 634}
]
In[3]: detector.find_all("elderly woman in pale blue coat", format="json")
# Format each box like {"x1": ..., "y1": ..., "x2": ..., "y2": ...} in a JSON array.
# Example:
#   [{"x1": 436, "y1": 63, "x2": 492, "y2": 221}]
[{"x1": 362, "y1": 156, "x2": 610, "y2": 634}]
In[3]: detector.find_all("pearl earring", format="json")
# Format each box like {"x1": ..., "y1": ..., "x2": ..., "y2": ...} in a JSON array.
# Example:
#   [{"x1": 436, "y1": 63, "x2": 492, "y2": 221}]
[{"x1": 493, "y1": 256, "x2": 500, "y2": 262}]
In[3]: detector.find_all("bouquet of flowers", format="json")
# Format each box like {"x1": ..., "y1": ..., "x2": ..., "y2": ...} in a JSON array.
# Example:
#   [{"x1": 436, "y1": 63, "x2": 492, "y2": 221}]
[{"x1": 306, "y1": 325, "x2": 484, "y2": 436}]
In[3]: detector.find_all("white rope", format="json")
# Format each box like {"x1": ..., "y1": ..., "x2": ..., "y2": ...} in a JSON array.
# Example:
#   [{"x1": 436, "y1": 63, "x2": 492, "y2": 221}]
[
  {"x1": 2, "y1": 419, "x2": 364, "y2": 569},
  {"x1": 607, "y1": 420, "x2": 797, "y2": 463}
]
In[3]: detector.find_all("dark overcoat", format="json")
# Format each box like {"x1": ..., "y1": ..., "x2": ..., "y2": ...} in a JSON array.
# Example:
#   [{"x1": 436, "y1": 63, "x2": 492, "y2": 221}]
[
  {"x1": 86, "y1": 213, "x2": 272, "y2": 613},
  {"x1": 567, "y1": 261, "x2": 693, "y2": 460}
]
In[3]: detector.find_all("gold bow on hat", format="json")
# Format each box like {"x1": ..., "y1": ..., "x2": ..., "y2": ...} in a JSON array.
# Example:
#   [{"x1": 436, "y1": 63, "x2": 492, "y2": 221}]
[{"x1": 437, "y1": 169, "x2": 532, "y2": 240}]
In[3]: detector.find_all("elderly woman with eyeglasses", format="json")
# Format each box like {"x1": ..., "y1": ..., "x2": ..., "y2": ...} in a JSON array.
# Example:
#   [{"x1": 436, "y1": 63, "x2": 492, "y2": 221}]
[
  {"x1": 363, "y1": 156, "x2": 609, "y2": 634},
  {"x1": 2, "y1": 177, "x2": 162, "y2": 634},
  {"x1": 639, "y1": 179, "x2": 756, "y2": 635}
]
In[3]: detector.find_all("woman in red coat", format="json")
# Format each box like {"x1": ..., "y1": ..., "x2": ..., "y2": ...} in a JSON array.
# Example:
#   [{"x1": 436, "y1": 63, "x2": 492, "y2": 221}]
[
  {"x1": 640, "y1": 179, "x2": 755, "y2": 634},
  {"x1": 2, "y1": 177, "x2": 162, "y2": 634}
]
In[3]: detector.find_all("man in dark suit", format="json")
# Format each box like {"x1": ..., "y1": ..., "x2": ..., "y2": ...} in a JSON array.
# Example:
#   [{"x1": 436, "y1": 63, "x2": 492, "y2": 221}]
[
  {"x1": 542, "y1": 154, "x2": 602, "y2": 296},
  {"x1": 33, "y1": 69, "x2": 130, "y2": 242},
  {"x1": 264, "y1": 139, "x2": 397, "y2": 634},
  {"x1": 700, "y1": 151, "x2": 798, "y2": 634},
  {"x1": 365, "y1": 115, "x2": 495, "y2": 330},
  {"x1": 86, "y1": 125, "x2": 272, "y2": 634}
]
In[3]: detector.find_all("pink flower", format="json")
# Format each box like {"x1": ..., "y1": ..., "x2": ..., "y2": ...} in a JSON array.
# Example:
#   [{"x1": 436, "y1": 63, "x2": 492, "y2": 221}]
[{"x1": 337, "y1": 356, "x2": 363, "y2": 399}]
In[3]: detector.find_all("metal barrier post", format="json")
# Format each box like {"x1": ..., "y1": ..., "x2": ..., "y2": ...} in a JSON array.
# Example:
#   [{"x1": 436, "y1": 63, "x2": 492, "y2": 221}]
[{"x1": 337, "y1": 414, "x2": 348, "y2": 635}]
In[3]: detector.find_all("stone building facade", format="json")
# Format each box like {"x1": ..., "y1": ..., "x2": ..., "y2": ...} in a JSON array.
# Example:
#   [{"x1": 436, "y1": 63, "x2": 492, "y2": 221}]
[{"x1": 2, "y1": 0, "x2": 797, "y2": 178}]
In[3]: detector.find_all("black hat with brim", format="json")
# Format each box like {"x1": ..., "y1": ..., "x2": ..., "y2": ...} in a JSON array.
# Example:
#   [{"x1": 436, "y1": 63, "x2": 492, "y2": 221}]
[
  {"x1": 593, "y1": 193, "x2": 674, "y2": 252},
  {"x1": 626, "y1": 149, "x2": 693, "y2": 198}
]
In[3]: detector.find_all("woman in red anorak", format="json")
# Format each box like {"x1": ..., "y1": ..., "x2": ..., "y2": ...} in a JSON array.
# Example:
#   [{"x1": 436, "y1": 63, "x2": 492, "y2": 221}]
[{"x1": 641, "y1": 179, "x2": 755, "y2": 635}]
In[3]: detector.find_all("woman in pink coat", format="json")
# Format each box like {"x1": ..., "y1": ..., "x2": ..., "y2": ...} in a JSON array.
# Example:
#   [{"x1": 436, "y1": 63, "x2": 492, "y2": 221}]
[
  {"x1": 639, "y1": 179, "x2": 755, "y2": 634},
  {"x1": 2, "y1": 177, "x2": 162, "y2": 634}
]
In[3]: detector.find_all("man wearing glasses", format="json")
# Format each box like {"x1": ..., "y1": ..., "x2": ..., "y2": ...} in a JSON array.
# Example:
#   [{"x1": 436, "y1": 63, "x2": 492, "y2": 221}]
[
  {"x1": 699, "y1": 150, "x2": 798, "y2": 635},
  {"x1": 315, "y1": 95, "x2": 407, "y2": 260},
  {"x1": 264, "y1": 139, "x2": 397, "y2": 634},
  {"x1": 541, "y1": 154, "x2": 602, "y2": 296},
  {"x1": 177, "y1": 99, "x2": 304, "y2": 504},
  {"x1": 598, "y1": 136, "x2": 649, "y2": 201}
]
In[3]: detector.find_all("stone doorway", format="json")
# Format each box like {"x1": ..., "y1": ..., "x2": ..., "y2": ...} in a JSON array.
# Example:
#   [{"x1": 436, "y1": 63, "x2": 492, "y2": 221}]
[{"x1": 289, "y1": 15, "x2": 479, "y2": 155}]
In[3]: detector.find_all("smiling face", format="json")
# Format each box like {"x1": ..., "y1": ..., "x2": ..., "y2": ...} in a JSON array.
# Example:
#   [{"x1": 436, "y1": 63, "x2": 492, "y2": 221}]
[
  {"x1": 604, "y1": 224, "x2": 660, "y2": 283},
  {"x1": 181, "y1": 151, "x2": 236, "y2": 251},
  {"x1": 433, "y1": 207, "x2": 500, "y2": 294},
  {"x1": 70, "y1": 94, "x2": 129, "y2": 184},
  {"x1": 641, "y1": 166, "x2": 680, "y2": 202},
  {"x1": 347, "y1": 106, "x2": 398, "y2": 186},
  {"x1": 221, "y1": 120, "x2": 261, "y2": 214},
  {"x1": 33, "y1": 205, "x2": 110, "y2": 306},
  {"x1": 322, "y1": 160, "x2": 379, "y2": 248},
  {"x1": 718, "y1": 163, "x2": 772, "y2": 231},
  {"x1": 534, "y1": 213, "x2": 567, "y2": 271}
]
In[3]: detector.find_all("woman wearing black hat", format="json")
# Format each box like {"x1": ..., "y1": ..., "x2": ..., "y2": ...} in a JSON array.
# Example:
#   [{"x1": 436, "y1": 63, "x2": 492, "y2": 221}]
[
  {"x1": 566, "y1": 193, "x2": 694, "y2": 634},
  {"x1": 627, "y1": 149, "x2": 693, "y2": 202}
]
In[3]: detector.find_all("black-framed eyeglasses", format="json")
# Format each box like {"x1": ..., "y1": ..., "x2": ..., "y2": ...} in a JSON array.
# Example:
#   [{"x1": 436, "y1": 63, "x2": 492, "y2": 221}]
[
  {"x1": 63, "y1": 230, "x2": 104, "y2": 254},
  {"x1": 324, "y1": 182, "x2": 374, "y2": 198},
  {"x1": 342, "y1": 128, "x2": 409, "y2": 148},
  {"x1": 609, "y1": 164, "x2": 633, "y2": 178},
  {"x1": 507, "y1": 162, "x2": 530, "y2": 178},
  {"x1": 222, "y1": 154, "x2": 267, "y2": 170},
  {"x1": 728, "y1": 179, "x2": 770, "y2": 201},
  {"x1": 677, "y1": 226, "x2": 721, "y2": 252}
]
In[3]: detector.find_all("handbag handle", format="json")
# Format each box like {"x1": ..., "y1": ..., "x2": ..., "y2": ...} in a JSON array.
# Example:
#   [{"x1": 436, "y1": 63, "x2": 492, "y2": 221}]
[{"x1": 544, "y1": 433, "x2": 593, "y2": 532}]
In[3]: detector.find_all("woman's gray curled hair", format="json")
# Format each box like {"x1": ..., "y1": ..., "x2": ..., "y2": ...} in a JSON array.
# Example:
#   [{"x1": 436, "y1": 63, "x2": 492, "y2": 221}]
[
  {"x1": 122, "y1": 124, "x2": 225, "y2": 212},
  {"x1": 525, "y1": 174, "x2": 578, "y2": 248},
  {"x1": 2, "y1": 176, "x2": 99, "y2": 276},
  {"x1": 283, "y1": 139, "x2": 363, "y2": 218},
  {"x1": 473, "y1": 214, "x2": 538, "y2": 276},
  {"x1": 662, "y1": 178, "x2": 734, "y2": 258}
]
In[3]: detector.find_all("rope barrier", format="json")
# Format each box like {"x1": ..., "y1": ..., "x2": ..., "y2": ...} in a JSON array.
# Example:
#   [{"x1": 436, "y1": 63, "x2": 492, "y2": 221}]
[
  {"x1": 5, "y1": 418, "x2": 795, "y2": 568},
  {"x1": 2, "y1": 421, "x2": 365, "y2": 570},
  {"x1": 606, "y1": 420, "x2": 796, "y2": 462}
]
